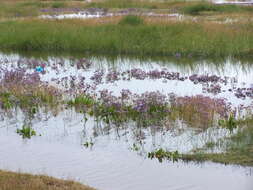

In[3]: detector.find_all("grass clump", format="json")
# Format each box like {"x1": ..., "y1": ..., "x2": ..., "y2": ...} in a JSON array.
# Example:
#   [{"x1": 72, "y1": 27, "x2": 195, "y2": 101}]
[
  {"x1": 68, "y1": 95, "x2": 94, "y2": 107},
  {"x1": 0, "y1": 170, "x2": 95, "y2": 190},
  {"x1": 17, "y1": 125, "x2": 36, "y2": 139},
  {"x1": 219, "y1": 115, "x2": 238, "y2": 133},
  {"x1": 119, "y1": 15, "x2": 144, "y2": 26}
]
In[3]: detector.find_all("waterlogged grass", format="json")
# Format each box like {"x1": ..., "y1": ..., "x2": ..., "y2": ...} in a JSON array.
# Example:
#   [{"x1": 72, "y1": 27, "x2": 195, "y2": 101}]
[
  {"x1": 0, "y1": 170, "x2": 95, "y2": 190},
  {"x1": 68, "y1": 92, "x2": 234, "y2": 130},
  {"x1": 0, "y1": 19, "x2": 253, "y2": 57},
  {"x1": 149, "y1": 117, "x2": 253, "y2": 166}
]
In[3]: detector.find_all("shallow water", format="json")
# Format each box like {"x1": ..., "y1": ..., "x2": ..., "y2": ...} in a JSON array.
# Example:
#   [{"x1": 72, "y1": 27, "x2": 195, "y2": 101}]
[
  {"x1": 0, "y1": 52, "x2": 253, "y2": 190},
  {"x1": 0, "y1": 117, "x2": 252, "y2": 190},
  {"x1": 0, "y1": 109, "x2": 253, "y2": 190},
  {"x1": 213, "y1": 0, "x2": 253, "y2": 5}
]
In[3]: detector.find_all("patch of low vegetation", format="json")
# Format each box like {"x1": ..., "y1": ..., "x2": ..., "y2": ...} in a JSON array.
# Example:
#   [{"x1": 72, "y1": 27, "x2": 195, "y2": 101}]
[
  {"x1": 181, "y1": 2, "x2": 253, "y2": 15},
  {"x1": 0, "y1": 170, "x2": 95, "y2": 190}
]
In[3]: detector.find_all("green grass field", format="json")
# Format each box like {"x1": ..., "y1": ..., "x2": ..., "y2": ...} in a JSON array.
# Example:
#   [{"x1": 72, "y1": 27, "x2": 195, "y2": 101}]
[{"x1": 0, "y1": 17, "x2": 252, "y2": 57}]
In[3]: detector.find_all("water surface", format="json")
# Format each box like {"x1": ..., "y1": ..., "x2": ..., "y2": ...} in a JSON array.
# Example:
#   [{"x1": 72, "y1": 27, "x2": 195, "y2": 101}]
[{"x1": 0, "y1": 52, "x2": 253, "y2": 190}]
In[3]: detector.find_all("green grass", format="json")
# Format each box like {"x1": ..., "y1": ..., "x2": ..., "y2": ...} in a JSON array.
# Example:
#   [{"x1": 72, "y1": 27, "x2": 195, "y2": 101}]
[{"x1": 0, "y1": 19, "x2": 253, "y2": 57}]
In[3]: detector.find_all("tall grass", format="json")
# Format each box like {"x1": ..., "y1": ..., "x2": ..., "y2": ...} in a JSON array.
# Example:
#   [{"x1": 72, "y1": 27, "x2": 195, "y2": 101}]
[{"x1": 0, "y1": 19, "x2": 252, "y2": 57}]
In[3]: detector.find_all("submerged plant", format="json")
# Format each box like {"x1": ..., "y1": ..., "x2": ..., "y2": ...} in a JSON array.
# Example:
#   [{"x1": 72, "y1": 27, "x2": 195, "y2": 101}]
[
  {"x1": 131, "y1": 143, "x2": 140, "y2": 151},
  {"x1": 83, "y1": 141, "x2": 94, "y2": 148},
  {"x1": 148, "y1": 149, "x2": 180, "y2": 163},
  {"x1": 17, "y1": 125, "x2": 36, "y2": 139}
]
